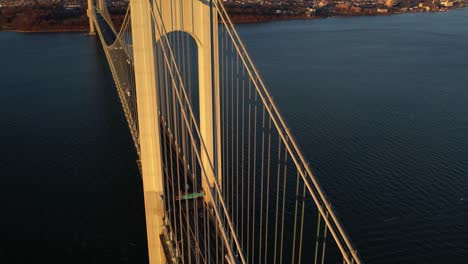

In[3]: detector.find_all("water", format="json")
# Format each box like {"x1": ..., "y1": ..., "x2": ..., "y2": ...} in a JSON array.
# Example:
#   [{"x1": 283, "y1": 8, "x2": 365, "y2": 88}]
[
  {"x1": 0, "y1": 33, "x2": 148, "y2": 263},
  {"x1": 236, "y1": 8, "x2": 468, "y2": 263},
  {"x1": 1, "y1": 8, "x2": 468, "y2": 263}
]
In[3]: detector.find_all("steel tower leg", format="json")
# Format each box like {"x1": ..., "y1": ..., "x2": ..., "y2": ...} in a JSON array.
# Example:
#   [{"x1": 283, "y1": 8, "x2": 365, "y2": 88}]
[
  {"x1": 87, "y1": 0, "x2": 95, "y2": 35},
  {"x1": 130, "y1": 0, "x2": 166, "y2": 263}
]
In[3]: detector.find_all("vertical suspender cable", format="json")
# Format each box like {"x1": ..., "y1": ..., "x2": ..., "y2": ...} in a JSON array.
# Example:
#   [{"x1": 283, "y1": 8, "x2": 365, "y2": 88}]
[
  {"x1": 273, "y1": 141, "x2": 283, "y2": 264},
  {"x1": 291, "y1": 170, "x2": 301, "y2": 264},
  {"x1": 279, "y1": 151, "x2": 288, "y2": 264},
  {"x1": 258, "y1": 105, "x2": 266, "y2": 264},
  {"x1": 263, "y1": 115, "x2": 272, "y2": 264}
]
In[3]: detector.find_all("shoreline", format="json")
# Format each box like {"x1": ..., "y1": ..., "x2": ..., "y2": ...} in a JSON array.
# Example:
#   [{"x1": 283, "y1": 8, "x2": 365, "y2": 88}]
[
  {"x1": 1, "y1": 28, "x2": 88, "y2": 33},
  {"x1": 0, "y1": 6, "x2": 466, "y2": 33},
  {"x1": 228, "y1": 5, "x2": 467, "y2": 23}
]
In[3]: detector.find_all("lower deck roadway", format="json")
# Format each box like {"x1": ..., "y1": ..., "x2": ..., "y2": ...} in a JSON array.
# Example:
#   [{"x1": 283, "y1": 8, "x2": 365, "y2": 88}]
[{"x1": 159, "y1": 119, "x2": 231, "y2": 264}]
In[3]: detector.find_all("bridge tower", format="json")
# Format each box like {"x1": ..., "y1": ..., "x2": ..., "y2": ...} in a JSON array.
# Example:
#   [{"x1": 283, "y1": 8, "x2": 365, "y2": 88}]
[
  {"x1": 130, "y1": 0, "x2": 221, "y2": 263},
  {"x1": 150, "y1": 0, "x2": 222, "y2": 200}
]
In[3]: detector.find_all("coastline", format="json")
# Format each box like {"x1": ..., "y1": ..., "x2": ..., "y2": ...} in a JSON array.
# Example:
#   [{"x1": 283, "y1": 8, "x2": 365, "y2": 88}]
[
  {"x1": 1, "y1": 28, "x2": 88, "y2": 33},
  {"x1": 228, "y1": 5, "x2": 467, "y2": 23},
  {"x1": 0, "y1": 5, "x2": 466, "y2": 33}
]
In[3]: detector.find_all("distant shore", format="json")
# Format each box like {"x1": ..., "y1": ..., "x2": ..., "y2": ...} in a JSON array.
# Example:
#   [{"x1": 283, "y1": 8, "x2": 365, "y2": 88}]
[
  {"x1": 0, "y1": 5, "x2": 466, "y2": 33},
  {"x1": 227, "y1": 5, "x2": 467, "y2": 23},
  {"x1": 1, "y1": 27, "x2": 89, "y2": 33},
  {"x1": 0, "y1": 4, "x2": 124, "y2": 33}
]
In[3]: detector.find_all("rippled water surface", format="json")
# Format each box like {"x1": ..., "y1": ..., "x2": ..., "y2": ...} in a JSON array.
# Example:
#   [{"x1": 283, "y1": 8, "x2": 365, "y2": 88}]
[
  {"x1": 0, "y1": 33, "x2": 148, "y2": 263},
  {"x1": 237, "y1": 8, "x2": 468, "y2": 263},
  {"x1": 1, "y1": 8, "x2": 468, "y2": 263}
]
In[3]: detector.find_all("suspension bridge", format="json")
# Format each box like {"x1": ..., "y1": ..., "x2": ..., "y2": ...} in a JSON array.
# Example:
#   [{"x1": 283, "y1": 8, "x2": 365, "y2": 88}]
[{"x1": 86, "y1": 0, "x2": 363, "y2": 263}]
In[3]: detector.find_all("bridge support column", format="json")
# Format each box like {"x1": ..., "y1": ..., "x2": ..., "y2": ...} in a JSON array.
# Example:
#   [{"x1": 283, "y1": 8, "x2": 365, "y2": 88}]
[
  {"x1": 197, "y1": 1, "x2": 222, "y2": 205},
  {"x1": 86, "y1": 0, "x2": 95, "y2": 35},
  {"x1": 130, "y1": 1, "x2": 166, "y2": 263}
]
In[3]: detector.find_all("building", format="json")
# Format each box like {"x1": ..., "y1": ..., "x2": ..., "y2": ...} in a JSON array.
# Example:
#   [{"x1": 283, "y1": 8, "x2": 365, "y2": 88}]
[{"x1": 440, "y1": 1, "x2": 454, "y2": 6}]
